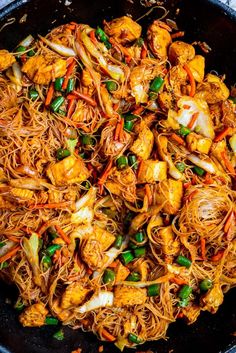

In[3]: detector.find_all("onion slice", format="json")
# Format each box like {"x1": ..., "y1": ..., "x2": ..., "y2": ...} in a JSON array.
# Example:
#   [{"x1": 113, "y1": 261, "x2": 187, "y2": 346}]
[{"x1": 38, "y1": 35, "x2": 76, "y2": 57}]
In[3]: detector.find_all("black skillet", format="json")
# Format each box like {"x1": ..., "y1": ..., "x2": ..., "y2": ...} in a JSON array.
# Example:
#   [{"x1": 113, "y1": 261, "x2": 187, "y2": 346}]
[{"x1": 0, "y1": 1, "x2": 236, "y2": 352}]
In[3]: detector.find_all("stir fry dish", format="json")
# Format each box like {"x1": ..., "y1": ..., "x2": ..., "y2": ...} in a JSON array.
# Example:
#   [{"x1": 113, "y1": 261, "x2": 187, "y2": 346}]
[{"x1": 0, "y1": 13, "x2": 236, "y2": 350}]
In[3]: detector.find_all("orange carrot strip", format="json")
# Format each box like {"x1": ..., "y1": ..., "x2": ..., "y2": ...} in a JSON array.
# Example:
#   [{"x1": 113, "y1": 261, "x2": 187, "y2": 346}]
[
  {"x1": 177, "y1": 312, "x2": 185, "y2": 319},
  {"x1": 109, "y1": 260, "x2": 119, "y2": 268},
  {"x1": 86, "y1": 267, "x2": 93, "y2": 275},
  {"x1": 224, "y1": 211, "x2": 235, "y2": 233},
  {"x1": 141, "y1": 44, "x2": 148, "y2": 59},
  {"x1": 204, "y1": 173, "x2": 214, "y2": 185},
  {"x1": 118, "y1": 118, "x2": 124, "y2": 141},
  {"x1": 187, "y1": 112, "x2": 199, "y2": 129},
  {"x1": 170, "y1": 277, "x2": 188, "y2": 285},
  {"x1": 137, "y1": 158, "x2": 144, "y2": 179},
  {"x1": 55, "y1": 225, "x2": 71, "y2": 245},
  {"x1": 71, "y1": 90, "x2": 97, "y2": 107},
  {"x1": 113, "y1": 103, "x2": 119, "y2": 112},
  {"x1": 183, "y1": 63, "x2": 196, "y2": 97},
  {"x1": 37, "y1": 221, "x2": 54, "y2": 236},
  {"x1": 211, "y1": 250, "x2": 224, "y2": 262},
  {"x1": 114, "y1": 119, "x2": 122, "y2": 141},
  {"x1": 183, "y1": 104, "x2": 191, "y2": 109},
  {"x1": 0, "y1": 245, "x2": 21, "y2": 264},
  {"x1": 101, "y1": 328, "x2": 116, "y2": 342},
  {"x1": 145, "y1": 184, "x2": 153, "y2": 206},
  {"x1": 89, "y1": 30, "x2": 97, "y2": 44},
  {"x1": 5, "y1": 235, "x2": 21, "y2": 243},
  {"x1": 45, "y1": 83, "x2": 54, "y2": 106},
  {"x1": 170, "y1": 133, "x2": 185, "y2": 145},
  {"x1": 171, "y1": 31, "x2": 185, "y2": 39},
  {"x1": 67, "y1": 98, "x2": 76, "y2": 119},
  {"x1": 132, "y1": 106, "x2": 145, "y2": 115},
  {"x1": 98, "y1": 345, "x2": 104, "y2": 353},
  {"x1": 214, "y1": 127, "x2": 231, "y2": 142},
  {"x1": 98, "y1": 159, "x2": 113, "y2": 186},
  {"x1": 29, "y1": 202, "x2": 71, "y2": 209},
  {"x1": 200, "y1": 237, "x2": 206, "y2": 260},
  {"x1": 221, "y1": 150, "x2": 235, "y2": 175},
  {"x1": 62, "y1": 59, "x2": 76, "y2": 90}
]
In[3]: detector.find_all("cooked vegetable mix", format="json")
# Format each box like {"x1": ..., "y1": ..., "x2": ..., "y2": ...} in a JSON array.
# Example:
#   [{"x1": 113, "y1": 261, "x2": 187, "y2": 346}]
[{"x1": 0, "y1": 8, "x2": 236, "y2": 351}]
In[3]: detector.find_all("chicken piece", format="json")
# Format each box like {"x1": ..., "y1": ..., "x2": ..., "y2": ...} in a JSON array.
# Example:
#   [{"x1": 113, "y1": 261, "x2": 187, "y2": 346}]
[
  {"x1": 158, "y1": 91, "x2": 175, "y2": 112},
  {"x1": 182, "y1": 305, "x2": 201, "y2": 324},
  {"x1": 8, "y1": 187, "x2": 34, "y2": 201},
  {"x1": 19, "y1": 302, "x2": 48, "y2": 327},
  {"x1": 222, "y1": 100, "x2": 236, "y2": 127},
  {"x1": 168, "y1": 41, "x2": 195, "y2": 65},
  {"x1": 155, "y1": 179, "x2": 183, "y2": 215},
  {"x1": 61, "y1": 282, "x2": 91, "y2": 309},
  {"x1": 168, "y1": 65, "x2": 187, "y2": 96},
  {"x1": 22, "y1": 55, "x2": 67, "y2": 85},
  {"x1": 51, "y1": 298, "x2": 72, "y2": 322},
  {"x1": 130, "y1": 121, "x2": 154, "y2": 160},
  {"x1": 167, "y1": 263, "x2": 190, "y2": 277},
  {"x1": 104, "y1": 16, "x2": 142, "y2": 45},
  {"x1": 113, "y1": 286, "x2": 147, "y2": 307},
  {"x1": 137, "y1": 160, "x2": 167, "y2": 183},
  {"x1": 0, "y1": 195, "x2": 14, "y2": 209},
  {"x1": 210, "y1": 140, "x2": 227, "y2": 162},
  {"x1": 186, "y1": 133, "x2": 212, "y2": 154},
  {"x1": 81, "y1": 225, "x2": 115, "y2": 269},
  {"x1": 48, "y1": 190, "x2": 63, "y2": 203},
  {"x1": 0, "y1": 50, "x2": 16, "y2": 71},
  {"x1": 201, "y1": 283, "x2": 224, "y2": 313},
  {"x1": 46, "y1": 155, "x2": 90, "y2": 186},
  {"x1": 147, "y1": 20, "x2": 172, "y2": 60},
  {"x1": 196, "y1": 74, "x2": 230, "y2": 104},
  {"x1": 115, "y1": 260, "x2": 130, "y2": 283},
  {"x1": 105, "y1": 167, "x2": 136, "y2": 203},
  {"x1": 100, "y1": 125, "x2": 132, "y2": 158},
  {"x1": 188, "y1": 55, "x2": 205, "y2": 82},
  {"x1": 158, "y1": 226, "x2": 180, "y2": 256},
  {"x1": 81, "y1": 68, "x2": 94, "y2": 87},
  {"x1": 134, "y1": 113, "x2": 156, "y2": 134}
]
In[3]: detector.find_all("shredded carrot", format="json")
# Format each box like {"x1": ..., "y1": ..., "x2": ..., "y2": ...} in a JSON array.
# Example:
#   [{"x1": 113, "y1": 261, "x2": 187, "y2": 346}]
[
  {"x1": 211, "y1": 250, "x2": 224, "y2": 262},
  {"x1": 141, "y1": 43, "x2": 148, "y2": 59},
  {"x1": 101, "y1": 328, "x2": 116, "y2": 342},
  {"x1": 29, "y1": 202, "x2": 71, "y2": 209},
  {"x1": 67, "y1": 98, "x2": 76, "y2": 119},
  {"x1": 118, "y1": 118, "x2": 124, "y2": 141},
  {"x1": 109, "y1": 260, "x2": 119, "y2": 268},
  {"x1": 214, "y1": 127, "x2": 231, "y2": 142},
  {"x1": 183, "y1": 181, "x2": 191, "y2": 189},
  {"x1": 114, "y1": 118, "x2": 123, "y2": 141},
  {"x1": 113, "y1": 103, "x2": 119, "y2": 111},
  {"x1": 145, "y1": 184, "x2": 153, "y2": 206},
  {"x1": 177, "y1": 312, "x2": 185, "y2": 319},
  {"x1": 137, "y1": 158, "x2": 144, "y2": 179},
  {"x1": 170, "y1": 133, "x2": 185, "y2": 145},
  {"x1": 86, "y1": 267, "x2": 93, "y2": 275},
  {"x1": 0, "y1": 245, "x2": 21, "y2": 264},
  {"x1": 66, "y1": 23, "x2": 76, "y2": 31},
  {"x1": 62, "y1": 59, "x2": 76, "y2": 90},
  {"x1": 200, "y1": 237, "x2": 206, "y2": 260},
  {"x1": 221, "y1": 150, "x2": 235, "y2": 175},
  {"x1": 183, "y1": 63, "x2": 196, "y2": 97},
  {"x1": 98, "y1": 345, "x2": 104, "y2": 353},
  {"x1": 185, "y1": 189, "x2": 198, "y2": 202},
  {"x1": 71, "y1": 90, "x2": 97, "y2": 107},
  {"x1": 204, "y1": 172, "x2": 214, "y2": 184},
  {"x1": 37, "y1": 221, "x2": 54, "y2": 236},
  {"x1": 89, "y1": 30, "x2": 97, "y2": 44},
  {"x1": 187, "y1": 112, "x2": 199, "y2": 129},
  {"x1": 171, "y1": 31, "x2": 185, "y2": 39},
  {"x1": 54, "y1": 225, "x2": 71, "y2": 245},
  {"x1": 170, "y1": 277, "x2": 188, "y2": 285},
  {"x1": 98, "y1": 159, "x2": 113, "y2": 188},
  {"x1": 183, "y1": 104, "x2": 191, "y2": 109},
  {"x1": 132, "y1": 105, "x2": 144, "y2": 115},
  {"x1": 45, "y1": 83, "x2": 54, "y2": 106},
  {"x1": 5, "y1": 235, "x2": 21, "y2": 243}
]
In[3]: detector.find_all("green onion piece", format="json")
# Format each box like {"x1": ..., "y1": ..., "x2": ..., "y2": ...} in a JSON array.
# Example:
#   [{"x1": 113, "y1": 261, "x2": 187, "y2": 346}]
[
  {"x1": 199, "y1": 279, "x2": 213, "y2": 291},
  {"x1": 81, "y1": 180, "x2": 90, "y2": 190},
  {"x1": 81, "y1": 135, "x2": 94, "y2": 146},
  {"x1": 175, "y1": 162, "x2": 186, "y2": 173},
  {"x1": 120, "y1": 250, "x2": 134, "y2": 265},
  {"x1": 128, "y1": 333, "x2": 142, "y2": 344},
  {"x1": 38, "y1": 238, "x2": 43, "y2": 250},
  {"x1": 105, "y1": 81, "x2": 118, "y2": 92},
  {"x1": 79, "y1": 152, "x2": 86, "y2": 159},
  {"x1": 124, "y1": 211, "x2": 134, "y2": 229},
  {"x1": 147, "y1": 283, "x2": 160, "y2": 297},
  {"x1": 45, "y1": 317, "x2": 59, "y2": 325},
  {"x1": 177, "y1": 297, "x2": 189, "y2": 307},
  {"x1": 179, "y1": 125, "x2": 191, "y2": 136},
  {"x1": 125, "y1": 114, "x2": 138, "y2": 121},
  {"x1": 58, "y1": 109, "x2": 67, "y2": 116},
  {"x1": 193, "y1": 165, "x2": 205, "y2": 176},
  {"x1": 149, "y1": 91, "x2": 158, "y2": 101},
  {"x1": 29, "y1": 90, "x2": 39, "y2": 101},
  {"x1": 66, "y1": 78, "x2": 75, "y2": 94},
  {"x1": 149, "y1": 76, "x2": 164, "y2": 93},
  {"x1": 126, "y1": 272, "x2": 141, "y2": 282},
  {"x1": 0, "y1": 242, "x2": 6, "y2": 248},
  {"x1": 46, "y1": 244, "x2": 62, "y2": 257},
  {"x1": 133, "y1": 231, "x2": 145, "y2": 243},
  {"x1": 0, "y1": 262, "x2": 9, "y2": 269},
  {"x1": 16, "y1": 45, "x2": 26, "y2": 54},
  {"x1": 124, "y1": 120, "x2": 134, "y2": 132},
  {"x1": 116, "y1": 156, "x2": 128, "y2": 170},
  {"x1": 56, "y1": 148, "x2": 71, "y2": 160},
  {"x1": 178, "y1": 285, "x2": 192, "y2": 300},
  {"x1": 128, "y1": 155, "x2": 138, "y2": 170},
  {"x1": 134, "y1": 247, "x2": 146, "y2": 258},
  {"x1": 42, "y1": 255, "x2": 52, "y2": 269},
  {"x1": 53, "y1": 329, "x2": 64, "y2": 341},
  {"x1": 96, "y1": 27, "x2": 111, "y2": 48},
  {"x1": 176, "y1": 255, "x2": 192, "y2": 268},
  {"x1": 28, "y1": 49, "x2": 35, "y2": 57},
  {"x1": 54, "y1": 77, "x2": 64, "y2": 91},
  {"x1": 129, "y1": 241, "x2": 138, "y2": 249},
  {"x1": 136, "y1": 38, "x2": 144, "y2": 47},
  {"x1": 113, "y1": 235, "x2": 123, "y2": 249},
  {"x1": 103, "y1": 269, "x2": 115, "y2": 284},
  {"x1": 50, "y1": 96, "x2": 65, "y2": 112},
  {"x1": 229, "y1": 96, "x2": 236, "y2": 104},
  {"x1": 14, "y1": 300, "x2": 24, "y2": 311}
]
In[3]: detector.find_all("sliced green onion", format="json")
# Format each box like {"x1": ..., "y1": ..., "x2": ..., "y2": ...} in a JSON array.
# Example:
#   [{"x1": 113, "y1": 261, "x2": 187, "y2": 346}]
[
  {"x1": 177, "y1": 297, "x2": 189, "y2": 307},
  {"x1": 125, "y1": 114, "x2": 138, "y2": 121},
  {"x1": 0, "y1": 262, "x2": 9, "y2": 269},
  {"x1": 66, "y1": 78, "x2": 75, "y2": 94},
  {"x1": 128, "y1": 155, "x2": 138, "y2": 170},
  {"x1": 50, "y1": 96, "x2": 65, "y2": 112},
  {"x1": 58, "y1": 109, "x2": 66, "y2": 116},
  {"x1": 116, "y1": 156, "x2": 128, "y2": 170},
  {"x1": 113, "y1": 235, "x2": 123, "y2": 249},
  {"x1": 128, "y1": 333, "x2": 142, "y2": 344},
  {"x1": 46, "y1": 244, "x2": 62, "y2": 257},
  {"x1": 96, "y1": 27, "x2": 111, "y2": 49},
  {"x1": 149, "y1": 91, "x2": 158, "y2": 100},
  {"x1": 149, "y1": 76, "x2": 164, "y2": 93},
  {"x1": 29, "y1": 90, "x2": 39, "y2": 100},
  {"x1": 28, "y1": 49, "x2": 35, "y2": 57},
  {"x1": 147, "y1": 283, "x2": 160, "y2": 297},
  {"x1": 56, "y1": 148, "x2": 71, "y2": 160},
  {"x1": 79, "y1": 152, "x2": 86, "y2": 159},
  {"x1": 175, "y1": 162, "x2": 186, "y2": 173},
  {"x1": 193, "y1": 165, "x2": 205, "y2": 176},
  {"x1": 134, "y1": 247, "x2": 146, "y2": 258},
  {"x1": 81, "y1": 135, "x2": 94, "y2": 146},
  {"x1": 16, "y1": 45, "x2": 26, "y2": 55},
  {"x1": 54, "y1": 77, "x2": 64, "y2": 91},
  {"x1": 124, "y1": 120, "x2": 134, "y2": 132},
  {"x1": 0, "y1": 242, "x2": 6, "y2": 248},
  {"x1": 126, "y1": 272, "x2": 141, "y2": 282},
  {"x1": 133, "y1": 231, "x2": 145, "y2": 243},
  {"x1": 178, "y1": 285, "x2": 192, "y2": 300},
  {"x1": 105, "y1": 81, "x2": 118, "y2": 92},
  {"x1": 129, "y1": 241, "x2": 138, "y2": 249},
  {"x1": 176, "y1": 255, "x2": 192, "y2": 268},
  {"x1": 45, "y1": 317, "x2": 59, "y2": 325},
  {"x1": 81, "y1": 180, "x2": 90, "y2": 190},
  {"x1": 124, "y1": 211, "x2": 134, "y2": 229},
  {"x1": 199, "y1": 279, "x2": 213, "y2": 291},
  {"x1": 179, "y1": 125, "x2": 191, "y2": 136},
  {"x1": 136, "y1": 38, "x2": 144, "y2": 47},
  {"x1": 103, "y1": 269, "x2": 115, "y2": 284},
  {"x1": 42, "y1": 255, "x2": 52, "y2": 270},
  {"x1": 53, "y1": 329, "x2": 64, "y2": 340},
  {"x1": 120, "y1": 250, "x2": 134, "y2": 265},
  {"x1": 14, "y1": 300, "x2": 24, "y2": 311}
]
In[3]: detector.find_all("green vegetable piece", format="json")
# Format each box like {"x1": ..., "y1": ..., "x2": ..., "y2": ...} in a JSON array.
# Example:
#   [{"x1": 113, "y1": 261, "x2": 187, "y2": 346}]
[
  {"x1": 177, "y1": 297, "x2": 189, "y2": 307},
  {"x1": 14, "y1": 300, "x2": 25, "y2": 311},
  {"x1": 50, "y1": 96, "x2": 65, "y2": 112},
  {"x1": 0, "y1": 242, "x2": 6, "y2": 248},
  {"x1": 176, "y1": 255, "x2": 192, "y2": 268},
  {"x1": 149, "y1": 91, "x2": 158, "y2": 100},
  {"x1": 45, "y1": 317, "x2": 59, "y2": 325},
  {"x1": 147, "y1": 283, "x2": 160, "y2": 297},
  {"x1": 136, "y1": 38, "x2": 144, "y2": 47},
  {"x1": 125, "y1": 114, "x2": 138, "y2": 121},
  {"x1": 66, "y1": 78, "x2": 75, "y2": 94},
  {"x1": 66, "y1": 138, "x2": 78, "y2": 154},
  {"x1": 126, "y1": 272, "x2": 141, "y2": 282},
  {"x1": 53, "y1": 329, "x2": 64, "y2": 340},
  {"x1": 116, "y1": 156, "x2": 128, "y2": 170},
  {"x1": 149, "y1": 76, "x2": 164, "y2": 93},
  {"x1": 114, "y1": 235, "x2": 123, "y2": 249},
  {"x1": 199, "y1": 279, "x2": 213, "y2": 291},
  {"x1": 128, "y1": 333, "x2": 142, "y2": 344},
  {"x1": 47, "y1": 227, "x2": 58, "y2": 239},
  {"x1": 103, "y1": 268, "x2": 115, "y2": 284},
  {"x1": 16, "y1": 45, "x2": 26, "y2": 54},
  {"x1": 120, "y1": 250, "x2": 134, "y2": 265},
  {"x1": 29, "y1": 90, "x2": 39, "y2": 101},
  {"x1": 54, "y1": 77, "x2": 64, "y2": 91},
  {"x1": 134, "y1": 247, "x2": 146, "y2": 258},
  {"x1": 193, "y1": 165, "x2": 205, "y2": 176},
  {"x1": 0, "y1": 262, "x2": 9, "y2": 269},
  {"x1": 96, "y1": 27, "x2": 111, "y2": 49},
  {"x1": 56, "y1": 148, "x2": 71, "y2": 160},
  {"x1": 128, "y1": 155, "x2": 138, "y2": 170},
  {"x1": 81, "y1": 180, "x2": 90, "y2": 190},
  {"x1": 175, "y1": 162, "x2": 186, "y2": 173},
  {"x1": 58, "y1": 109, "x2": 67, "y2": 116},
  {"x1": 179, "y1": 125, "x2": 191, "y2": 136},
  {"x1": 178, "y1": 285, "x2": 192, "y2": 300},
  {"x1": 42, "y1": 255, "x2": 52, "y2": 270},
  {"x1": 124, "y1": 120, "x2": 134, "y2": 132},
  {"x1": 46, "y1": 244, "x2": 62, "y2": 257},
  {"x1": 133, "y1": 231, "x2": 145, "y2": 243},
  {"x1": 81, "y1": 135, "x2": 94, "y2": 146},
  {"x1": 105, "y1": 80, "x2": 118, "y2": 92},
  {"x1": 28, "y1": 49, "x2": 35, "y2": 57}
]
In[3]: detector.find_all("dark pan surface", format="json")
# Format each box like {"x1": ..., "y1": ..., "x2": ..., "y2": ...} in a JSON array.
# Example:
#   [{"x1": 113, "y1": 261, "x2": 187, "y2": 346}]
[{"x1": 0, "y1": 1, "x2": 236, "y2": 352}]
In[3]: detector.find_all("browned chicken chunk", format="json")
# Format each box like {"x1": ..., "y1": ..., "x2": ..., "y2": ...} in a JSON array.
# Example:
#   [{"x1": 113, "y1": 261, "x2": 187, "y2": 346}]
[
  {"x1": 104, "y1": 16, "x2": 142, "y2": 44},
  {"x1": 0, "y1": 50, "x2": 16, "y2": 71},
  {"x1": 114, "y1": 286, "x2": 147, "y2": 307},
  {"x1": 155, "y1": 179, "x2": 183, "y2": 214},
  {"x1": 19, "y1": 302, "x2": 48, "y2": 327},
  {"x1": 168, "y1": 41, "x2": 195, "y2": 65},
  {"x1": 61, "y1": 282, "x2": 91, "y2": 309},
  {"x1": 147, "y1": 20, "x2": 172, "y2": 60}
]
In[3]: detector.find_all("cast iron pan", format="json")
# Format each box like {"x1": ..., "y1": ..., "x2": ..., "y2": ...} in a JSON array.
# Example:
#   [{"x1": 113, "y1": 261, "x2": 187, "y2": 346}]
[{"x1": 0, "y1": 1, "x2": 236, "y2": 352}]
